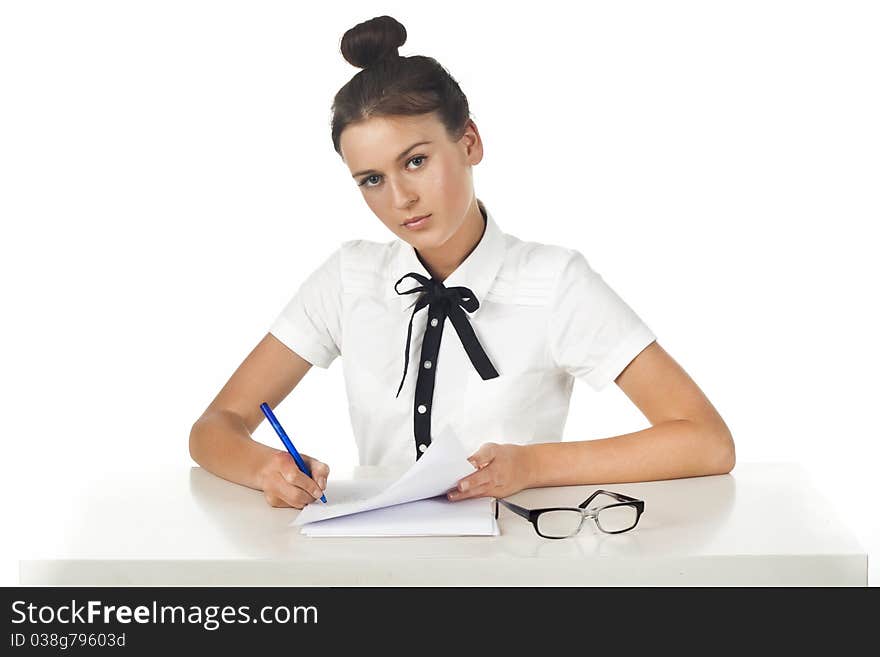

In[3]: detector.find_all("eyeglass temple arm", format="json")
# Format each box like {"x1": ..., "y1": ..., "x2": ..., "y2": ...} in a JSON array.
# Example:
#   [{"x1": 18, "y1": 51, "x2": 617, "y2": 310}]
[
  {"x1": 495, "y1": 498, "x2": 531, "y2": 521},
  {"x1": 578, "y1": 489, "x2": 642, "y2": 509}
]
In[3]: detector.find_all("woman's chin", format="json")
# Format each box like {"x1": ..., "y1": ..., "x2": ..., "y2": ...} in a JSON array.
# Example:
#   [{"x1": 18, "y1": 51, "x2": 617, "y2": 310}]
[{"x1": 400, "y1": 226, "x2": 439, "y2": 243}]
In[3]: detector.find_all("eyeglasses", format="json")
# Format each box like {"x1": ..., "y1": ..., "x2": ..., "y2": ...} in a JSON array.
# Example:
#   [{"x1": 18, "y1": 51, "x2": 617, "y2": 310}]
[{"x1": 494, "y1": 489, "x2": 645, "y2": 539}]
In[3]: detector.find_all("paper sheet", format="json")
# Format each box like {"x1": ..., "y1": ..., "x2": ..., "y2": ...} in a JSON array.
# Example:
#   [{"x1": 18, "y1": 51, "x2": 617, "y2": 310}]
[
  {"x1": 291, "y1": 425, "x2": 497, "y2": 536},
  {"x1": 300, "y1": 497, "x2": 498, "y2": 537}
]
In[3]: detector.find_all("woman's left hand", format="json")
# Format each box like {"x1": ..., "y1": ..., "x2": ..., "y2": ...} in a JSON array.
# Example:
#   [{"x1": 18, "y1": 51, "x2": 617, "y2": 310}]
[{"x1": 447, "y1": 442, "x2": 535, "y2": 501}]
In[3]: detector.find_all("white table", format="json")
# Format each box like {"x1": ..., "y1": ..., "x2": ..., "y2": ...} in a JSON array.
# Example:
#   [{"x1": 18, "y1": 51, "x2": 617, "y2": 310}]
[{"x1": 19, "y1": 462, "x2": 867, "y2": 586}]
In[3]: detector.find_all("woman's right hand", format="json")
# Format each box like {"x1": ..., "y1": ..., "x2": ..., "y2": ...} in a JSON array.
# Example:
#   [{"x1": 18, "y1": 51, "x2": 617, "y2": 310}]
[{"x1": 258, "y1": 450, "x2": 330, "y2": 509}]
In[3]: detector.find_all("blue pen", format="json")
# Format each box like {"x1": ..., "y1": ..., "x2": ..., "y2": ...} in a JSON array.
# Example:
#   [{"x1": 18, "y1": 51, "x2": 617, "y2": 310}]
[{"x1": 259, "y1": 402, "x2": 327, "y2": 503}]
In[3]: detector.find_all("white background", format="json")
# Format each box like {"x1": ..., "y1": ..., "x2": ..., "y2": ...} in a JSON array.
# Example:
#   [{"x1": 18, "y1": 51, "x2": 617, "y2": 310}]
[{"x1": 1, "y1": 0, "x2": 877, "y2": 585}]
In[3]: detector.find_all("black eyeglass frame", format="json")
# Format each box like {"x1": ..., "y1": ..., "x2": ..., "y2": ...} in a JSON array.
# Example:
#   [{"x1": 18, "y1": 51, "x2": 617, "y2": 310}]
[{"x1": 493, "y1": 489, "x2": 645, "y2": 539}]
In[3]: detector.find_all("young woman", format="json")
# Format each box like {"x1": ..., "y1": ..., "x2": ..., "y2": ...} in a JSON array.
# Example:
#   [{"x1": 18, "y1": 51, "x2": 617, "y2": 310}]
[{"x1": 189, "y1": 15, "x2": 735, "y2": 510}]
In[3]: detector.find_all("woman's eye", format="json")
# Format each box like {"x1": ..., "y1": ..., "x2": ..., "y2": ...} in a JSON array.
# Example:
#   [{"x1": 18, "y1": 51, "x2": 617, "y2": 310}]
[{"x1": 359, "y1": 155, "x2": 427, "y2": 188}]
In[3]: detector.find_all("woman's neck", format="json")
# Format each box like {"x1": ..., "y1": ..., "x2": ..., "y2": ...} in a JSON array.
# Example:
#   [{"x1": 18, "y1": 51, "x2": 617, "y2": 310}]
[{"x1": 416, "y1": 199, "x2": 487, "y2": 283}]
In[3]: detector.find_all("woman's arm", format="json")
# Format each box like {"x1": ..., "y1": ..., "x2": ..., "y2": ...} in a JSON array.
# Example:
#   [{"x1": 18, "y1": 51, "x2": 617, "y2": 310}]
[
  {"x1": 528, "y1": 340, "x2": 734, "y2": 485},
  {"x1": 449, "y1": 341, "x2": 735, "y2": 500},
  {"x1": 189, "y1": 333, "x2": 329, "y2": 507},
  {"x1": 524, "y1": 416, "x2": 733, "y2": 488},
  {"x1": 190, "y1": 408, "x2": 284, "y2": 491}
]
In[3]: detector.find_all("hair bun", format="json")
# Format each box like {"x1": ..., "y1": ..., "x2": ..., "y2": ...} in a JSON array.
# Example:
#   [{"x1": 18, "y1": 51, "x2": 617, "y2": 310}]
[{"x1": 340, "y1": 15, "x2": 407, "y2": 69}]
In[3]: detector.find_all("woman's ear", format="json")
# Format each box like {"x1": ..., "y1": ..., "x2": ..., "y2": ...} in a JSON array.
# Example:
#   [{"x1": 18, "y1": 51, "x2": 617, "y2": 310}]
[{"x1": 459, "y1": 119, "x2": 484, "y2": 164}]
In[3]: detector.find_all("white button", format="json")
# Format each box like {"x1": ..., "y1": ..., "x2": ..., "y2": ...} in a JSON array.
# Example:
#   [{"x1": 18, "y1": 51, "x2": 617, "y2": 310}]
[
  {"x1": 423, "y1": 360, "x2": 432, "y2": 369},
  {"x1": 417, "y1": 404, "x2": 427, "y2": 414},
  {"x1": 419, "y1": 443, "x2": 427, "y2": 453},
  {"x1": 430, "y1": 318, "x2": 439, "y2": 327}
]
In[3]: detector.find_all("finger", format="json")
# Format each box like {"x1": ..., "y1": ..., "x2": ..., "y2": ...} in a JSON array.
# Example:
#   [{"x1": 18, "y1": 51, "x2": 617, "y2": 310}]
[
  {"x1": 301, "y1": 454, "x2": 330, "y2": 489},
  {"x1": 468, "y1": 443, "x2": 496, "y2": 469},
  {"x1": 280, "y1": 465, "x2": 325, "y2": 500},
  {"x1": 313, "y1": 463, "x2": 331, "y2": 489},
  {"x1": 277, "y1": 452, "x2": 320, "y2": 488},
  {"x1": 448, "y1": 470, "x2": 494, "y2": 501},
  {"x1": 459, "y1": 469, "x2": 493, "y2": 493},
  {"x1": 268, "y1": 472, "x2": 316, "y2": 509},
  {"x1": 448, "y1": 480, "x2": 494, "y2": 501}
]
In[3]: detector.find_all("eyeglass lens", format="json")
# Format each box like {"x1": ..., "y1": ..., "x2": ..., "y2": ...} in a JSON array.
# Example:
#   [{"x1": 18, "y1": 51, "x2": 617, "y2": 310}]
[
  {"x1": 535, "y1": 510, "x2": 583, "y2": 538},
  {"x1": 535, "y1": 505, "x2": 639, "y2": 537},
  {"x1": 595, "y1": 505, "x2": 639, "y2": 533}
]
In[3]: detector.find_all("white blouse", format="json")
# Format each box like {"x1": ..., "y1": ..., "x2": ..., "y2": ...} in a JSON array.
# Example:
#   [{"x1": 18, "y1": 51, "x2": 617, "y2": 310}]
[{"x1": 269, "y1": 201, "x2": 657, "y2": 468}]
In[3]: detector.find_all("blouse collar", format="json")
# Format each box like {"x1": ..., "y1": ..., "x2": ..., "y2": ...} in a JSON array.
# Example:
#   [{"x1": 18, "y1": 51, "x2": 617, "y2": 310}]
[{"x1": 388, "y1": 200, "x2": 506, "y2": 317}]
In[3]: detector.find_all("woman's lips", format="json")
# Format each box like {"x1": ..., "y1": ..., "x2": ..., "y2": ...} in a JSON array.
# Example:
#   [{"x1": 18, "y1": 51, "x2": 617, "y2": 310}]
[{"x1": 403, "y1": 214, "x2": 431, "y2": 229}]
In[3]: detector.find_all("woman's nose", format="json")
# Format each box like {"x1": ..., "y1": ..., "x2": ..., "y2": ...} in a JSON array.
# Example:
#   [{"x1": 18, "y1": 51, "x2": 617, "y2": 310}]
[{"x1": 388, "y1": 178, "x2": 417, "y2": 208}]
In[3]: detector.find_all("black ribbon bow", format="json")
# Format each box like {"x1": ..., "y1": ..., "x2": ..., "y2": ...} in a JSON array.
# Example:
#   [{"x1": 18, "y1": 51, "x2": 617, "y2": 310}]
[{"x1": 393, "y1": 272, "x2": 499, "y2": 398}]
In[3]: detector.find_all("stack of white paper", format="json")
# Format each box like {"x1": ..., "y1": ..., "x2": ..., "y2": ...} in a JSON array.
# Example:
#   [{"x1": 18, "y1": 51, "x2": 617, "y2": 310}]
[{"x1": 292, "y1": 426, "x2": 499, "y2": 537}]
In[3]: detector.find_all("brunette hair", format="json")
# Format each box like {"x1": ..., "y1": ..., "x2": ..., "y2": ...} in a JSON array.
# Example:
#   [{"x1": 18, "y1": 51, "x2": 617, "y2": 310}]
[{"x1": 331, "y1": 15, "x2": 473, "y2": 157}]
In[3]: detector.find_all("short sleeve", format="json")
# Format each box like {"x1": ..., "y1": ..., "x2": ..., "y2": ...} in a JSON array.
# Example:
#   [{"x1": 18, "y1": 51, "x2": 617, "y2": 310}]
[
  {"x1": 268, "y1": 246, "x2": 343, "y2": 368},
  {"x1": 548, "y1": 250, "x2": 656, "y2": 391}
]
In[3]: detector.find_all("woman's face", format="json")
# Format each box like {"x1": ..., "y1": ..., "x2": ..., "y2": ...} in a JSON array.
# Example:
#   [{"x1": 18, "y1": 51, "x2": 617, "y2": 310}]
[{"x1": 339, "y1": 111, "x2": 483, "y2": 251}]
